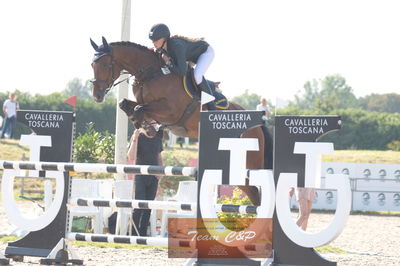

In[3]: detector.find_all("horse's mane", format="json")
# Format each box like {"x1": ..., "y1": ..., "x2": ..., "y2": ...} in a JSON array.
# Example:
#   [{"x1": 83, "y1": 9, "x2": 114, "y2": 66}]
[{"x1": 110, "y1": 41, "x2": 156, "y2": 55}]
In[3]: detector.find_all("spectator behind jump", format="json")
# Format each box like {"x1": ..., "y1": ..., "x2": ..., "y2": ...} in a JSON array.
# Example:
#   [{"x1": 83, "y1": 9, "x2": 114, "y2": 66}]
[
  {"x1": 256, "y1": 97, "x2": 270, "y2": 126},
  {"x1": 127, "y1": 121, "x2": 163, "y2": 236},
  {"x1": 1, "y1": 93, "x2": 19, "y2": 139}
]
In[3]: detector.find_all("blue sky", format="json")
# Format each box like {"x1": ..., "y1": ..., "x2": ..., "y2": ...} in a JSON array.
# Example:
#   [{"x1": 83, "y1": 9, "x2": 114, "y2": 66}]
[{"x1": 1, "y1": 0, "x2": 399, "y2": 104}]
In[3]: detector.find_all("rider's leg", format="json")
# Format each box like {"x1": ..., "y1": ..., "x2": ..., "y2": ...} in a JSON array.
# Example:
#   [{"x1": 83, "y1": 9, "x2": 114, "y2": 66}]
[
  {"x1": 194, "y1": 46, "x2": 216, "y2": 110},
  {"x1": 194, "y1": 46, "x2": 214, "y2": 84},
  {"x1": 198, "y1": 79, "x2": 216, "y2": 110}
]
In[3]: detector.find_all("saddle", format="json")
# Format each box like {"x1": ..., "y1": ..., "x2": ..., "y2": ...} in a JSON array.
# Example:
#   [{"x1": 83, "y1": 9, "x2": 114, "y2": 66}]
[{"x1": 183, "y1": 68, "x2": 229, "y2": 110}]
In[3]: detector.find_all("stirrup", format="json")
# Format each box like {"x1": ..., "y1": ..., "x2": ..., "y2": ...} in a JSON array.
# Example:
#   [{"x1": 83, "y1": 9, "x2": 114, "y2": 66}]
[{"x1": 207, "y1": 101, "x2": 216, "y2": 111}]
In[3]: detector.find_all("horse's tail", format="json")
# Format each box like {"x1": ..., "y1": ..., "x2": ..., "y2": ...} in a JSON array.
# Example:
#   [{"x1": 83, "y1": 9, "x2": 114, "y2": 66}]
[{"x1": 261, "y1": 125, "x2": 274, "y2": 169}]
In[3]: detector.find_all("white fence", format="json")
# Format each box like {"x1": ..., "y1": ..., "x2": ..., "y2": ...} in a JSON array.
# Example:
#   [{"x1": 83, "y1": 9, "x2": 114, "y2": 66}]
[{"x1": 290, "y1": 162, "x2": 400, "y2": 212}]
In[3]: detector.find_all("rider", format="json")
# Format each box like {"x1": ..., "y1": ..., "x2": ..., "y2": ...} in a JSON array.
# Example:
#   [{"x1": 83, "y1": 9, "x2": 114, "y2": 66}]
[{"x1": 148, "y1": 23, "x2": 216, "y2": 110}]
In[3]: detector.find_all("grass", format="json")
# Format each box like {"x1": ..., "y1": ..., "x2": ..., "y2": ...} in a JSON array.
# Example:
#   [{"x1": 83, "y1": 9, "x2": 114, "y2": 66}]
[
  {"x1": 0, "y1": 139, "x2": 29, "y2": 161},
  {"x1": 316, "y1": 245, "x2": 348, "y2": 254},
  {"x1": 162, "y1": 144, "x2": 198, "y2": 166},
  {"x1": 322, "y1": 150, "x2": 400, "y2": 164},
  {"x1": 0, "y1": 235, "x2": 19, "y2": 242},
  {"x1": 350, "y1": 210, "x2": 400, "y2": 216}
]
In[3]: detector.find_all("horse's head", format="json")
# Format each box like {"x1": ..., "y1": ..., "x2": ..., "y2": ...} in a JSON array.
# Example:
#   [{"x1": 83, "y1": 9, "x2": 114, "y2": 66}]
[{"x1": 90, "y1": 37, "x2": 123, "y2": 102}]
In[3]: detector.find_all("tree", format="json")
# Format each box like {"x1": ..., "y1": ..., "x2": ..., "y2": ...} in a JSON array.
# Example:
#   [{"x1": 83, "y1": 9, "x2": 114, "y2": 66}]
[
  {"x1": 63, "y1": 78, "x2": 92, "y2": 99},
  {"x1": 74, "y1": 122, "x2": 115, "y2": 164},
  {"x1": 292, "y1": 74, "x2": 358, "y2": 112},
  {"x1": 359, "y1": 93, "x2": 400, "y2": 113},
  {"x1": 231, "y1": 90, "x2": 263, "y2": 110},
  {"x1": 294, "y1": 79, "x2": 320, "y2": 109}
]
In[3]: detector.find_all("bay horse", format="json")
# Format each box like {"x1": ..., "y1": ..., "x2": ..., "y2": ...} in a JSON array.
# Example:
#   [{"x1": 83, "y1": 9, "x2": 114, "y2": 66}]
[{"x1": 90, "y1": 37, "x2": 273, "y2": 205}]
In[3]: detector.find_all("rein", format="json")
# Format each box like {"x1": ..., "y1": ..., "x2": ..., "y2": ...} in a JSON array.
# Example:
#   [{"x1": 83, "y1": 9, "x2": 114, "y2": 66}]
[
  {"x1": 106, "y1": 73, "x2": 130, "y2": 93},
  {"x1": 92, "y1": 51, "x2": 162, "y2": 97}
]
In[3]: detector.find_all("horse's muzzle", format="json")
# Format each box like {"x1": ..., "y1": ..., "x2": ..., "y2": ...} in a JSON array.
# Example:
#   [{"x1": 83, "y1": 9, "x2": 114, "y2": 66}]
[{"x1": 92, "y1": 91, "x2": 105, "y2": 103}]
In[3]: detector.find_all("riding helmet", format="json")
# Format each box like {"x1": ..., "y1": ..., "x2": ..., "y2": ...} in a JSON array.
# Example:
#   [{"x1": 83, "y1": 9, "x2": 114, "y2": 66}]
[{"x1": 149, "y1": 23, "x2": 170, "y2": 41}]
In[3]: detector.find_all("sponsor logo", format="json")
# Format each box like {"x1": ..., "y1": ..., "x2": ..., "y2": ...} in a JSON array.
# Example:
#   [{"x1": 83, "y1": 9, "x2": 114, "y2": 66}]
[
  {"x1": 362, "y1": 192, "x2": 370, "y2": 205},
  {"x1": 394, "y1": 170, "x2": 400, "y2": 182},
  {"x1": 341, "y1": 168, "x2": 349, "y2": 175},
  {"x1": 377, "y1": 193, "x2": 386, "y2": 206},
  {"x1": 325, "y1": 191, "x2": 334, "y2": 204},
  {"x1": 379, "y1": 169, "x2": 386, "y2": 182},
  {"x1": 393, "y1": 193, "x2": 400, "y2": 206},
  {"x1": 363, "y1": 169, "x2": 371, "y2": 180}
]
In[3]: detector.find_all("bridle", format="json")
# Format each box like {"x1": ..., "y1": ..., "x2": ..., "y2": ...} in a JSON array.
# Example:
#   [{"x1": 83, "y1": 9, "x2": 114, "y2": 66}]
[{"x1": 90, "y1": 53, "x2": 129, "y2": 96}]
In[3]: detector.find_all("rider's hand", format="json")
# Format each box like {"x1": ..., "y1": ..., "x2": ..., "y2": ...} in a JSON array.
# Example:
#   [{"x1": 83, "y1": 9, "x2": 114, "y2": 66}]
[{"x1": 162, "y1": 54, "x2": 172, "y2": 66}]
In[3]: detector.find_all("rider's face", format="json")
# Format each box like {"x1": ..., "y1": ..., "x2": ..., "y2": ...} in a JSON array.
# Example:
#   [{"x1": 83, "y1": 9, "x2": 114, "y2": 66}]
[{"x1": 153, "y1": 38, "x2": 165, "y2": 49}]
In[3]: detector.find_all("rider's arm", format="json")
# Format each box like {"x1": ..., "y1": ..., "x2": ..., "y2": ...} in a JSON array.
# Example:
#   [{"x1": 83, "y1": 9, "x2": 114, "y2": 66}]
[{"x1": 168, "y1": 39, "x2": 187, "y2": 76}]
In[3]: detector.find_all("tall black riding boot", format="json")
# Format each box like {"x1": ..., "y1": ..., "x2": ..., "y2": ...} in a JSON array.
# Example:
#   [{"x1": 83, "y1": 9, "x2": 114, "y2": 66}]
[{"x1": 198, "y1": 79, "x2": 216, "y2": 110}]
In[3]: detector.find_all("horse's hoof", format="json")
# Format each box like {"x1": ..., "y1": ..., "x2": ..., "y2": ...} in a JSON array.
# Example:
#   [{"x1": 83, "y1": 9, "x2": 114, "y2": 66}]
[
  {"x1": 134, "y1": 104, "x2": 144, "y2": 113},
  {"x1": 119, "y1": 98, "x2": 130, "y2": 111},
  {"x1": 133, "y1": 105, "x2": 145, "y2": 121}
]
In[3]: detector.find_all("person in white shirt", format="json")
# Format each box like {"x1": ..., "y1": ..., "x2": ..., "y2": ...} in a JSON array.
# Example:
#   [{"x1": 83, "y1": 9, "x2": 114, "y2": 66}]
[
  {"x1": 256, "y1": 97, "x2": 270, "y2": 126},
  {"x1": 1, "y1": 93, "x2": 19, "y2": 139}
]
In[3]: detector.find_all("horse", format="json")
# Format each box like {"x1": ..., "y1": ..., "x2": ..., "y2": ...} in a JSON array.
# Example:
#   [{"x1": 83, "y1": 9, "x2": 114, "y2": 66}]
[{"x1": 90, "y1": 37, "x2": 273, "y2": 206}]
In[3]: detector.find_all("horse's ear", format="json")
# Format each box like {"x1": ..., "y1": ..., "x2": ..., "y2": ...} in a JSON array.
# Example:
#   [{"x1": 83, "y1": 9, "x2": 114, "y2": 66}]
[
  {"x1": 90, "y1": 38, "x2": 98, "y2": 51},
  {"x1": 102, "y1": 36, "x2": 109, "y2": 49}
]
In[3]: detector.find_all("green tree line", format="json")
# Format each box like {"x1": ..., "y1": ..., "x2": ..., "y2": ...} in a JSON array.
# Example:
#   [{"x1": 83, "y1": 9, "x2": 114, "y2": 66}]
[
  {"x1": 1, "y1": 74, "x2": 399, "y2": 150},
  {"x1": 231, "y1": 74, "x2": 400, "y2": 150},
  {"x1": 0, "y1": 89, "x2": 126, "y2": 138},
  {"x1": 275, "y1": 107, "x2": 400, "y2": 150}
]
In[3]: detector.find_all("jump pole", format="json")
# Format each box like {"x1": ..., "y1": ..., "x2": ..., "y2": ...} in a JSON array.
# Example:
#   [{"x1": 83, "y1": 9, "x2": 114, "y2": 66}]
[
  {"x1": 68, "y1": 197, "x2": 259, "y2": 214},
  {"x1": 0, "y1": 160, "x2": 197, "y2": 177}
]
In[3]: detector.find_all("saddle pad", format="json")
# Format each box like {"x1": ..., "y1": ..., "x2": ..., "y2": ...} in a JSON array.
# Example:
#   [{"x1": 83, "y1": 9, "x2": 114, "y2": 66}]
[{"x1": 183, "y1": 70, "x2": 229, "y2": 110}]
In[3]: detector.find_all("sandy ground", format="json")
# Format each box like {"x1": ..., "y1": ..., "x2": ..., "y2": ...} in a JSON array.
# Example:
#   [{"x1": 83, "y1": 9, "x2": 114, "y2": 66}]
[{"x1": 1, "y1": 200, "x2": 400, "y2": 266}]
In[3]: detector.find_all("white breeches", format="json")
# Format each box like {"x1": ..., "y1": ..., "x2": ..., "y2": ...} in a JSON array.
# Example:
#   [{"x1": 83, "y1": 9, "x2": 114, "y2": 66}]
[{"x1": 194, "y1": 45, "x2": 214, "y2": 84}]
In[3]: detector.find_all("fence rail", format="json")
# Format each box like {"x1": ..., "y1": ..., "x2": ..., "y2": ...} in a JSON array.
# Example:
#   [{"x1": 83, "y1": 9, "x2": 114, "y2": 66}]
[{"x1": 0, "y1": 160, "x2": 197, "y2": 177}]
